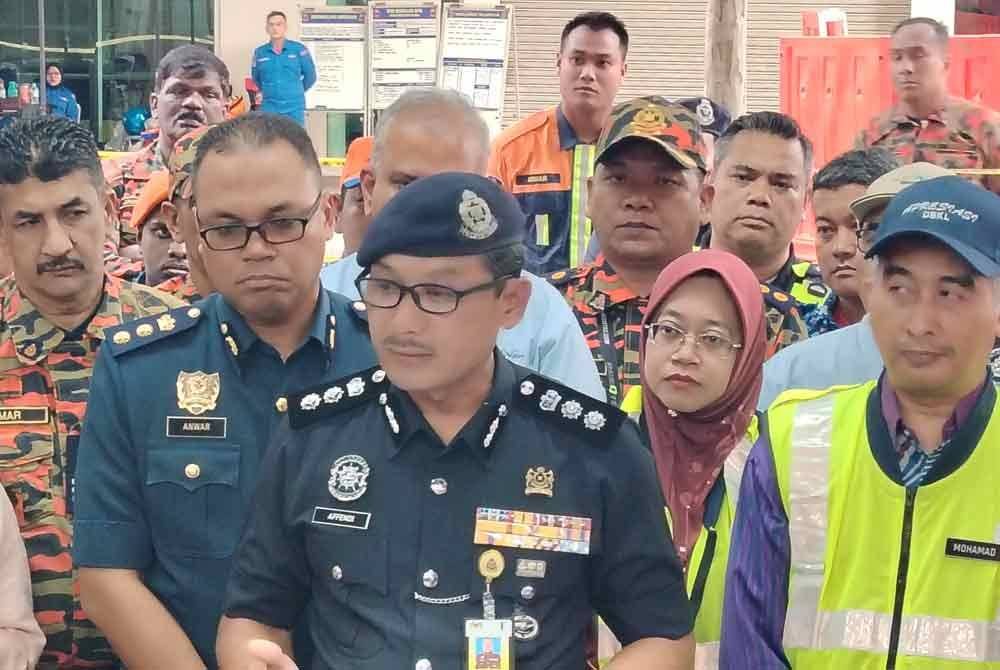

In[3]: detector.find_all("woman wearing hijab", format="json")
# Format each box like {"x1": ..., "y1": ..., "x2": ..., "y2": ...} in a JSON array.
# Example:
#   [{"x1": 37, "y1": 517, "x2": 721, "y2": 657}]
[
  {"x1": 45, "y1": 64, "x2": 80, "y2": 122},
  {"x1": 639, "y1": 248, "x2": 767, "y2": 668}
]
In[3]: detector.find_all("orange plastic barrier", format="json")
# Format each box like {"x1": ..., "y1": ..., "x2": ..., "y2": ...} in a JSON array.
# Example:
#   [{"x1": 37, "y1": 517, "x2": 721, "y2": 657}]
[{"x1": 780, "y1": 35, "x2": 1000, "y2": 258}]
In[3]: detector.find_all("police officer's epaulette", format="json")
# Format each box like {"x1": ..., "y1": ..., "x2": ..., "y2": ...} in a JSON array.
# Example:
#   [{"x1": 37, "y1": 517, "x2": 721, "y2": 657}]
[
  {"x1": 515, "y1": 373, "x2": 625, "y2": 445},
  {"x1": 288, "y1": 366, "x2": 389, "y2": 430},
  {"x1": 759, "y1": 284, "x2": 797, "y2": 314},
  {"x1": 104, "y1": 304, "x2": 204, "y2": 357}
]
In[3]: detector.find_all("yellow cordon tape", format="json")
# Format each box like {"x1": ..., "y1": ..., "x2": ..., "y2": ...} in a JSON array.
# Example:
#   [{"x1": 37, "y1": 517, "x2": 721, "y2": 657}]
[{"x1": 97, "y1": 150, "x2": 346, "y2": 167}]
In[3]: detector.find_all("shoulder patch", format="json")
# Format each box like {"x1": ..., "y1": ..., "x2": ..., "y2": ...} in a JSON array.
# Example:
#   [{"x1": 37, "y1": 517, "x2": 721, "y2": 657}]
[
  {"x1": 105, "y1": 304, "x2": 203, "y2": 357},
  {"x1": 545, "y1": 266, "x2": 588, "y2": 289},
  {"x1": 763, "y1": 287, "x2": 796, "y2": 313},
  {"x1": 288, "y1": 366, "x2": 388, "y2": 430},
  {"x1": 515, "y1": 373, "x2": 625, "y2": 444}
]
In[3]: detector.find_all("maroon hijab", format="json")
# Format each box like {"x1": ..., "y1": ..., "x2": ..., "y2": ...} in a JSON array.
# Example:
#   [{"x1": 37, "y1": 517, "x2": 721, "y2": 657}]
[{"x1": 639, "y1": 249, "x2": 766, "y2": 566}]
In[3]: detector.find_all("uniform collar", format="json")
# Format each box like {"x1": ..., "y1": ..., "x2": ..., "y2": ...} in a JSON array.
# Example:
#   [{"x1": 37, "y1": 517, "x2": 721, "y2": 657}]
[
  {"x1": 556, "y1": 106, "x2": 586, "y2": 151},
  {"x1": 213, "y1": 287, "x2": 335, "y2": 367},
  {"x1": 383, "y1": 351, "x2": 515, "y2": 467},
  {"x1": 1, "y1": 274, "x2": 125, "y2": 365},
  {"x1": 764, "y1": 249, "x2": 802, "y2": 294},
  {"x1": 888, "y1": 98, "x2": 953, "y2": 126},
  {"x1": 574, "y1": 255, "x2": 643, "y2": 314}
]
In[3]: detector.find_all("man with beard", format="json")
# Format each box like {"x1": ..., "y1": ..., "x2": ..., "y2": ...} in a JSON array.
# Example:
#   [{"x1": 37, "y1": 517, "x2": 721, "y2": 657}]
[
  {"x1": 0, "y1": 116, "x2": 181, "y2": 669},
  {"x1": 73, "y1": 113, "x2": 377, "y2": 668}
]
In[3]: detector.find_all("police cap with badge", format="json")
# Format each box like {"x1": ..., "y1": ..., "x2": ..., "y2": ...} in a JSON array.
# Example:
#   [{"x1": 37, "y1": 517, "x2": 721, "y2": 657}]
[
  {"x1": 356, "y1": 172, "x2": 525, "y2": 268},
  {"x1": 678, "y1": 97, "x2": 732, "y2": 139}
]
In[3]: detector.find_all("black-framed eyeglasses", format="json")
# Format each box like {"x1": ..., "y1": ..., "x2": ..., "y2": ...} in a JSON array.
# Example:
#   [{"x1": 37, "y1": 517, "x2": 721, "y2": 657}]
[
  {"x1": 644, "y1": 321, "x2": 743, "y2": 358},
  {"x1": 193, "y1": 193, "x2": 323, "y2": 251},
  {"x1": 855, "y1": 215, "x2": 883, "y2": 254},
  {"x1": 355, "y1": 274, "x2": 515, "y2": 315}
]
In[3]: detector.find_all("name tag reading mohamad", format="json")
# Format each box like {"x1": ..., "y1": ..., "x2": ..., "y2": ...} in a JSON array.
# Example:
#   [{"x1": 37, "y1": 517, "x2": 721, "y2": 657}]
[
  {"x1": 166, "y1": 416, "x2": 227, "y2": 439},
  {"x1": 945, "y1": 537, "x2": 1000, "y2": 563},
  {"x1": 474, "y1": 507, "x2": 592, "y2": 555},
  {"x1": 0, "y1": 407, "x2": 49, "y2": 424}
]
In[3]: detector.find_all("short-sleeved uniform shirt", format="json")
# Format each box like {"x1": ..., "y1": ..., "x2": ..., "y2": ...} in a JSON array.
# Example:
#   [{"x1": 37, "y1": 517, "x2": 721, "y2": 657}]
[
  {"x1": 225, "y1": 355, "x2": 692, "y2": 670},
  {"x1": 72, "y1": 290, "x2": 377, "y2": 667},
  {"x1": 855, "y1": 96, "x2": 1000, "y2": 195},
  {"x1": 0, "y1": 274, "x2": 181, "y2": 668},
  {"x1": 548, "y1": 255, "x2": 809, "y2": 407},
  {"x1": 252, "y1": 39, "x2": 317, "y2": 126}
]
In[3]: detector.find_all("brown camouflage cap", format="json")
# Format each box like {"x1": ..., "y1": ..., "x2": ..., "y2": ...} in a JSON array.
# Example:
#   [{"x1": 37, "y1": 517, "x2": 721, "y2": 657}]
[
  {"x1": 167, "y1": 125, "x2": 212, "y2": 201},
  {"x1": 596, "y1": 96, "x2": 706, "y2": 171}
]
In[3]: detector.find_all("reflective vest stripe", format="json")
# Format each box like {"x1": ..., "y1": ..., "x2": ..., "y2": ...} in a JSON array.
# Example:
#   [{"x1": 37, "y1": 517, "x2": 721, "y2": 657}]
[
  {"x1": 782, "y1": 394, "x2": 836, "y2": 651},
  {"x1": 569, "y1": 144, "x2": 595, "y2": 268},
  {"x1": 807, "y1": 609, "x2": 1000, "y2": 662},
  {"x1": 695, "y1": 641, "x2": 720, "y2": 670}
]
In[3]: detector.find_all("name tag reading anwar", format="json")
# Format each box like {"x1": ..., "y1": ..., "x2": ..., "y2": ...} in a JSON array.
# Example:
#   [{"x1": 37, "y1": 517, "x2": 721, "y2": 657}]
[
  {"x1": 0, "y1": 407, "x2": 49, "y2": 424},
  {"x1": 474, "y1": 507, "x2": 592, "y2": 555},
  {"x1": 166, "y1": 416, "x2": 227, "y2": 439},
  {"x1": 945, "y1": 538, "x2": 1000, "y2": 563}
]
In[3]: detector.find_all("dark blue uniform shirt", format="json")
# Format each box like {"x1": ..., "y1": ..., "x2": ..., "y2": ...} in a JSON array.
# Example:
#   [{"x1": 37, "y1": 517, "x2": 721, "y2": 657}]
[
  {"x1": 73, "y1": 290, "x2": 376, "y2": 668},
  {"x1": 225, "y1": 354, "x2": 692, "y2": 669}
]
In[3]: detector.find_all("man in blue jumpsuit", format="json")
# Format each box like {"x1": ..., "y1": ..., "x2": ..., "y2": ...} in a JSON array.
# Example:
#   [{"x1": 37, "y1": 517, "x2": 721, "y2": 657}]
[
  {"x1": 73, "y1": 112, "x2": 375, "y2": 669},
  {"x1": 251, "y1": 11, "x2": 317, "y2": 126}
]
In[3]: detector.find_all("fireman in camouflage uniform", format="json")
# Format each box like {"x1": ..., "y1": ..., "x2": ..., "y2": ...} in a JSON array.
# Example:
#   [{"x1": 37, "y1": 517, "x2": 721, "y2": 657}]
[
  {"x1": 156, "y1": 127, "x2": 215, "y2": 303},
  {"x1": 549, "y1": 97, "x2": 807, "y2": 407},
  {"x1": 102, "y1": 45, "x2": 229, "y2": 248},
  {"x1": 0, "y1": 118, "x2": 182, "y2": 669},
  {"x1": 856, "y1": 17, "x2": 1000, "y2": 195}
]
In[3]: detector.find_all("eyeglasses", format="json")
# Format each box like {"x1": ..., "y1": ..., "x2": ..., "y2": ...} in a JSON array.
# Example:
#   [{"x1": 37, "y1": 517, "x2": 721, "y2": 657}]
[
  {"x1": 193, "y1": 193, "x2": 322, "y2": 251},
  {"x1": 644, "y1": 322, "x2": 742, "y2": 357},
  {"x1": 855, "y1": 216, "x2": 883, "y2": 254},
  {"x1": 355, "y1": 274, "x2": 514, "y2": 315}
]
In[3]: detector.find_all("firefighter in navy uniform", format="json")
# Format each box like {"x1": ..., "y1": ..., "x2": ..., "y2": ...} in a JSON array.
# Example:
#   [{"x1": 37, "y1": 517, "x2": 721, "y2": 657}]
[{"x1": 217, "y1": 172, "x2": 695, "y2": 670}]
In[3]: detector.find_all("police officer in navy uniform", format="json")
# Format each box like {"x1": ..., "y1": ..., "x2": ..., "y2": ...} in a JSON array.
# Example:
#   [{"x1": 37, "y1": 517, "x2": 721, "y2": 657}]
[
  {"x1": 73, "y1": 112, "x2": 376, "y2": 668},
  {"x1": 217, "y1": 172, "x2": 695, "y2": 670}
]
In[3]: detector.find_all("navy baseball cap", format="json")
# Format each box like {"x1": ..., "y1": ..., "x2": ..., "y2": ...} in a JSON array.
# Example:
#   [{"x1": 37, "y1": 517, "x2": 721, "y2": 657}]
[
  {"x1": 865, "y1": 175, "x2": 1000, "y2": 277},
  {"x1": 357, "y1": 172, "x2": 524, "y2": 267}
]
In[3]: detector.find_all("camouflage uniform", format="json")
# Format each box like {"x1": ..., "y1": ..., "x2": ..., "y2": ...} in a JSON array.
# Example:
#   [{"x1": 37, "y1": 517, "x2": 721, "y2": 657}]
[
  {"x1": 0, "y1": 274, "x2": 182, "y2": 668},
  {"x1": 101, "y1": 140, "x2": 168, "y2": 246},
  {"x1": 154, "y1": 274, "x2": 202, "y2": 303},
  {"x1": 102, "y1": 240, "x2": 144, "y2": 282},
  {"x1": 549, "y1": 257, "x2": 808, "y2": 407},
  {"x1": 855, "y1": 96, "x2": 1000, "y2": 195}
]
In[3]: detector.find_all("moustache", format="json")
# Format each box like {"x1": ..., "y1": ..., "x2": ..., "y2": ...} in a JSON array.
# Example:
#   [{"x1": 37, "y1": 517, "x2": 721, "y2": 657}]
[
  {"x1": 381, "y1": 336, "x2": 434, "y2": 355},
  {"x1": 37, "y1": 258, "x2": 85, "y2": 274}
]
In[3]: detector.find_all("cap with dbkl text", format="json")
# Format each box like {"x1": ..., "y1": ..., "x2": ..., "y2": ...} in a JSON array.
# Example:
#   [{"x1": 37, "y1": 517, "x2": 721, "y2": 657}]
[
  {"x1": 356, "y1": 172, "x2": 524, "y2": 268},
  {"x1": 866, "y1": 175, "x2": 1000, "y2": 277}
]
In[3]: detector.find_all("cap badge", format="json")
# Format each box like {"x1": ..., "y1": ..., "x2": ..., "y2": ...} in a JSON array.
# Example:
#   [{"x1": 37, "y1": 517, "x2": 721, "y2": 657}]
[
  {"x1": 458, "y1": 189, "x2": 498, "y2": 240},
  {"x1": 328, "y1": 454, "x2": 371, "y2": 501},
  {"x1": 630, "y1": 105, "x2": 666, "y2": 135},
  {"x1": 696, "y1": 98, "x2": 715, "y2": 126}
]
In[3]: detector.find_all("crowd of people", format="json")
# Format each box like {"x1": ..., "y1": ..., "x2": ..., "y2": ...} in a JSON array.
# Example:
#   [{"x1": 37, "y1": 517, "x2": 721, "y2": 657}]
[{"x1": 0, "y1": 8, "x2": 999, "y2": 670}]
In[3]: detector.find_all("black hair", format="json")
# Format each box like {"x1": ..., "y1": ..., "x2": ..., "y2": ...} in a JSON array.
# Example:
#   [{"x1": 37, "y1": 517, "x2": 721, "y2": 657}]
[
  {"x1": 0, "y1": 116, "x2": 103, "y2": 191},
  {"x1": 560, "y1": 12, "x2": 629, "y2": 57},
  {"x1": 267, "y1": 10, "x2": 287, "y2": 22},
  {"x1": 813, "y1": 148, "x2": 899, "y2": 193},
  {"x1": 192, "y1": 112, "x2": 321, "y2": 191},
  {"x1": 892, "y1": 17, "x2": 949, "y2": 47},
  {"x1": 155, "y1": 44, "x2": 231, "y2": 96},
  {"x1": 714, "y1": 111, "x2": 814, "y2": 177},
  {"x1": 484, "y1": 243, "x2": 525, "y2": 283}
]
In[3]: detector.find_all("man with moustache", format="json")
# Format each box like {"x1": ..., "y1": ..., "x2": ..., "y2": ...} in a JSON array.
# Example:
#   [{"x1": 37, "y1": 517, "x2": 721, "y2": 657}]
[
  {"x1": 0, "y1": 116, "x2": 181, "y2": 669},
  {"x1": 217, "y1": 171, "x2": 696, "y2": 670},
  {"x1": 73, "y1": 113, "x2": 376, "y2": 669}
]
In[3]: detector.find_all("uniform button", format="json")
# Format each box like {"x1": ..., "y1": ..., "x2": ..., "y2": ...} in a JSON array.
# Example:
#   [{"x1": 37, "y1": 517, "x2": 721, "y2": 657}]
[
  {"x1": 331, "y1": 565, "x2": 343, "y2": 581},
  {"x1": 184, "y1": 463, "x2": 201, "y2": 479},
  {"x1": 275, "y1": 396, "x2": 288, "y2": 413},
  {"x1": 520, "y1": 584, "x2": 536, "y2": 601},
  {"x1": 415, "y1": 659, "x2": 432, "y2": 670},
  {"x1": 422, "y1": 569, "x2": 439, "y2": 589},
  {"x1": 430, "y1": 478, "x2": 448, "y2": 495}
]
